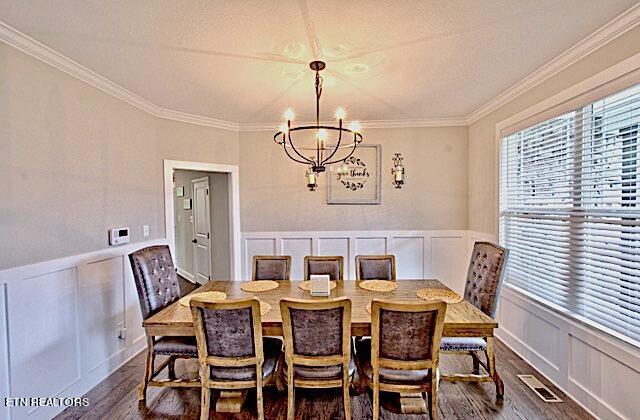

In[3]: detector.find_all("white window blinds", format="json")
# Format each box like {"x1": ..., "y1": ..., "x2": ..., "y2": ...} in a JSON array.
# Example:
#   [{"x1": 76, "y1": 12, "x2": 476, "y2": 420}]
[{"x1": 500, "y1": 84, "x2": 640, "y2": 344}]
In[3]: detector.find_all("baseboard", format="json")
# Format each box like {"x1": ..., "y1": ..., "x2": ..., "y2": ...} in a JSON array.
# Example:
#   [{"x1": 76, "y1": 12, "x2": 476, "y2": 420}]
[{"x1": 177, "y1": 267, "x2": 196, "y2": 283}]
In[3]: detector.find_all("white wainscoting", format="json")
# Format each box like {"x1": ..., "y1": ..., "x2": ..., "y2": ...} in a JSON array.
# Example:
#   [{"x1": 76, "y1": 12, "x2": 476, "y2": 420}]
[
  {"x1": 241, "y1": 231, "x2": 474, "y2": 293},
  {"x1": 0, "y1": 240, "x2": 165, "y2": 420},
  {"x1": 496, "y1": 286, "x2": 640, "y2": 420},
  {"x1": 2, "y1": 230, "x2": 639, "y2": 420}
]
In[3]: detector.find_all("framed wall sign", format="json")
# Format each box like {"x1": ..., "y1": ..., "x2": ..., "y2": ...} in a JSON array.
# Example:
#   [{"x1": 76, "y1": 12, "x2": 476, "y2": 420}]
[{"x1": 327, "y1": 144, "x2": 381, "y2": 205}]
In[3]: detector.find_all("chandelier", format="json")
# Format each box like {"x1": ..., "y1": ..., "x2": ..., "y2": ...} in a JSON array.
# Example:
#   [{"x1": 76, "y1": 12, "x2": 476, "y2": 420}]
[{"x1": 274, "y1": 60, "x2": 363, "y2": 190}]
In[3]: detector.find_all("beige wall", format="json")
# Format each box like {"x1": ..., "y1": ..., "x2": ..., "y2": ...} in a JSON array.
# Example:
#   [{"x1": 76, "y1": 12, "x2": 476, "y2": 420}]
[
  {"x1": 239, "y1": 126, "x2": 469, "y2": 231},
  {"x1": 0, "y1": 43, "x2": 239, "y2": 269},
  {"x1": 468, "y1": 25, "x2": 640, "y2": 236}
]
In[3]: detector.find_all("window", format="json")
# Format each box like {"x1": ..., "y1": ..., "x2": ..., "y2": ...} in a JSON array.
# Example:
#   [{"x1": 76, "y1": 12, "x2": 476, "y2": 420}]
[{"x1": 500, "y1": 84, "x2": 640, "y2": 344}]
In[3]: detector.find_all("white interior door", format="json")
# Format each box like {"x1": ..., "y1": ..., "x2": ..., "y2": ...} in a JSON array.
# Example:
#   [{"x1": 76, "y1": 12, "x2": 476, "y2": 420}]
[{"x1": 192, "y1": 177, "x2": 211, "y2": 283}]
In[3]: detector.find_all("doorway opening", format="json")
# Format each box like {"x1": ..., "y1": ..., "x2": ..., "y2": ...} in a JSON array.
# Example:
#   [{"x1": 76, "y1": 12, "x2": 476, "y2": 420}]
[{"x1": 164, "y1": 160, "x2": 241, "y2": 283}]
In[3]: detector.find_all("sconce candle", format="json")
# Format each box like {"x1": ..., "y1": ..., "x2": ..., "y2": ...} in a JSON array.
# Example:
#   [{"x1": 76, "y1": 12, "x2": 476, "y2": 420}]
[
  {"x1": 391, "y1": 153, "x2": 405, "y2": 188},
  {"x1": 306, "y1": 167, "x2": 318, "y2": 191}
]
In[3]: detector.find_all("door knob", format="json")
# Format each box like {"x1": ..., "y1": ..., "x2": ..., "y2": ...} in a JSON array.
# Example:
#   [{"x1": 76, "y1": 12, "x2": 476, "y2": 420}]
[{"x1": 192, "y1": 239, "x2": 197, "y2": 243}]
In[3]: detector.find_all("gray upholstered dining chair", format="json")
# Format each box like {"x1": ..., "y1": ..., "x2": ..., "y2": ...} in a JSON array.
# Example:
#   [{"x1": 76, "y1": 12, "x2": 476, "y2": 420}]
[
  {"x1": 252, "y1": 255, "x2": 291, "y2": 280},
  {"x1": 439, "y1": 241, "x2": 509, "y2": 400},
  {"x1": 129, "y1": 245, "x2": 199, "y2": 401},
  {"x1": 280, "y1": 297, "x2": 354, "y2": 420},
  {"x1": 189, "y1": 297, "x2": 282, "y2": 420},
  {"x1": 356, "y1": 299, "x2": 447, "y2": 420},
  {"x1": 355, "y1": 255, "x2": 396, "y2": 281},
  {"x1": 303, "y1": 255, "x2": 344, "y2": 281}
]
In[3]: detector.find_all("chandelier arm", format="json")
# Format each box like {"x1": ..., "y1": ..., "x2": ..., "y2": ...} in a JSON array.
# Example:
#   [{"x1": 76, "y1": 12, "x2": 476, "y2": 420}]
[
  {"x1": 320, "y1": 120, "x2": 343, "y2": 165},
  {"x1": 282, "y1": 140, "x2": 313, "y2": 164},
  {"x1": 273, "y1": 132, "x2": 285, "y2": 145},
  {"x1": 324, "y1": 133, "x2": 359, "y2": 165},
  {"x1": 287, "y1": 131, "x2": 315, "y2": 165}
]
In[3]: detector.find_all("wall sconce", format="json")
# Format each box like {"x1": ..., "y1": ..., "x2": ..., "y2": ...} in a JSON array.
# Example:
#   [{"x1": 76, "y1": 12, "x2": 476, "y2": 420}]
[
  {"x1": 305, "y1": 166, "x2": 318, "y2": 191},
  {"x1": 391, "y1": 153, "x2": 405, "y2": 189}
]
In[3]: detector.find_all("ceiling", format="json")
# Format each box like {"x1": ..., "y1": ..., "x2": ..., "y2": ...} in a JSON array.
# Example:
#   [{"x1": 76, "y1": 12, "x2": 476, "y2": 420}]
[{"x1": 1, "y1": 0, "x2": 638, "y2": 125}]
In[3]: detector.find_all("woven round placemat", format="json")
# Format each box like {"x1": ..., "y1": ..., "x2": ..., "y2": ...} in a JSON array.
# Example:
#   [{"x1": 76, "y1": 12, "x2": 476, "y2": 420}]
[
  {"x1": 416, "y1": 288, "x2": 463, "y2": 303},
  {"x1": 179, "y1": 291, "x2": 227, "y2": 307},
  {"x1": 240, "y1": 280, "x2": 280, "y2": 292},
  {"x1": 358, "y1": 280, "x2": 397, "y2": 292},
  {"x1": 298, "y1": 280, "x2": 337, "y2": 291},
  {"x1": 259, "y1": 301, "x2": 272, "y2": 315}
]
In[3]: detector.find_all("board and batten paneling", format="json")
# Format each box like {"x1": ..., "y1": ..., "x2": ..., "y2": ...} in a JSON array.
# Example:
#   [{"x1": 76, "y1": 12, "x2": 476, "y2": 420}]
[
  {"x1": 0, "y1": 240, "x2": 163, "y2": 419},
  {"x1": 241, "y1": 231, "x2": 469, "y2": 292}
]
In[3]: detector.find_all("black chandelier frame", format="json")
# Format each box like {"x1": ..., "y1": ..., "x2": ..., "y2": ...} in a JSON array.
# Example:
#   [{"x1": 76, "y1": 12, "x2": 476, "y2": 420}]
[{"x1": 274, "y1": 60, "x2": 363, "y2": 173}]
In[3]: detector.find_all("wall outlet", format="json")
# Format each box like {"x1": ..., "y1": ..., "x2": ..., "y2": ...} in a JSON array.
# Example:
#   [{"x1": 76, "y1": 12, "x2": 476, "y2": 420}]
[
  {"x1": 117, "y1": 322, "x2": 127, "y2": 340},
  {"x1": 143, "y1": 225, "x2": 150, "y2": 237}
]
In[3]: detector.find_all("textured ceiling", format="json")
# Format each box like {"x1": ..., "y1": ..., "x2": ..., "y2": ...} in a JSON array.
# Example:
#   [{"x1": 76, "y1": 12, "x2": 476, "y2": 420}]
[{"x1": 1, "y1": 0, "x2": 637, "y2": 124}]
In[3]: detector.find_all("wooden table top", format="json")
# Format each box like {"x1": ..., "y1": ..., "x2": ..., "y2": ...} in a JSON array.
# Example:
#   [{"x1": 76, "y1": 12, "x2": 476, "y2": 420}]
[{"x1": 143, "y1": 280, "x2": 497, "y2": 337}]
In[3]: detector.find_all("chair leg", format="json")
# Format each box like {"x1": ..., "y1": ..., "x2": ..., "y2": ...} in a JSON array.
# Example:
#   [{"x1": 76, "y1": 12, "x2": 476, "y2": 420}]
[
  {"x1": 486, "y1": 337, "x2": 504, "y2": 400},
  {"x1": 428, "y1": 368, "x2": 439, "y2": 420},
  {"x1": 275, "y1": 352, "x2": 285, "y2": 392},
  {"x1": 372, "y1": 374, "x2": 380, "y2": 420},
  {"x1": 200, "y1": 386, "x2": 211, "y2": 420},
  {"x1": 287, "y1": 373, "x2": 295, "y2": 420},
  {"x1": 256, "y1": 363, "x2": 265, "y2": 420},
  {"x1": 470, "y1": 351, "x2": 481, "y2": 375},
  {"x1": 168, "y1": 357, "x2": 177, "y2": 380},
  {"x1": 343, "y1": 372, "x2": 351, "y2": 420},
  {"x1": 138, "y1": 341, "x2": 155, "y2": 402}
]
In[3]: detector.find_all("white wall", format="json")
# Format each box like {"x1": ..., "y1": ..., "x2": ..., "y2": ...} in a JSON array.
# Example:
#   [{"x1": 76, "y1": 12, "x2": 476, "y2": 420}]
[
  {"x1": 0, "y1": 42, "x2": 239, "y2": 270},
  {"x1": 239, "y1": 126, "x2": 469, "y2": 232}
]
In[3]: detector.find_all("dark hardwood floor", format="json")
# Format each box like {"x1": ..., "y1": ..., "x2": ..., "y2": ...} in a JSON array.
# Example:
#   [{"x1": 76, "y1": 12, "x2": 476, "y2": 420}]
[{"x1": 57, "y1": 278, "x2": 592, "y2": 419}]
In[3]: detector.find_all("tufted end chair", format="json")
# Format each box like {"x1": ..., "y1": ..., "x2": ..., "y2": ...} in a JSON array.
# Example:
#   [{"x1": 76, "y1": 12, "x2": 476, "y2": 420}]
[
  {"x1": 129, "y1": 245, "x2": 199, "y2": 401},
  {"x1": 190, "y1": 298, "x2": 282, "y2": 420},
  {"x1": 304, "y1": 256, "x2": 344, "y2": 281},
  {"x1": 280, "y1": 297, "x2": 354, "y2": 420},
  {"x1": 252, "y1": 255, "x2": 291, "y2": 281},
  {"x1": 355, "y1": 255, "x2": 396, "y2": 281},
  {"x1": 440, "y1": 241, "x2": 509, "y2": 400},
  {"x1": 356, "y1": 299, "x2": 446, "y2": 420}
]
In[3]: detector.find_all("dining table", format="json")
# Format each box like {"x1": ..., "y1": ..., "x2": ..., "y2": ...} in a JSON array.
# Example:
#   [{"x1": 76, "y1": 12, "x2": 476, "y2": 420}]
[{"x1": 143, "y1": 279, "x2": 498, "y2": 414}]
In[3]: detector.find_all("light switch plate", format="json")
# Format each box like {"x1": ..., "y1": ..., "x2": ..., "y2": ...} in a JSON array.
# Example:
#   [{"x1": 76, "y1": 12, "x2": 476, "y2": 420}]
[{"x1": 143, "y1": 225, "x2": 150, "y2": 237}]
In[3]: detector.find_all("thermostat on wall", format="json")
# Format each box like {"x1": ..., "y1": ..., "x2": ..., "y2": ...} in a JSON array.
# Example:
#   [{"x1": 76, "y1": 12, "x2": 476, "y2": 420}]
[{"x1": 109, "y1": 227, "x2": 130, "y2": 246}]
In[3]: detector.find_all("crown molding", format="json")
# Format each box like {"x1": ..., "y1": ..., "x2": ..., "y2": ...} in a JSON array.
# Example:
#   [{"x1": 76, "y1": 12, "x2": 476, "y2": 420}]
[
  {"x1": 0, "y1": 21, "x2": 239, "y2": 131},
  {"x1": 466, "y1": 2, "x2": 640, "y2": 124},
  {"x1": 238, "y1": 117, "x2": 468, "y2": 132},
  {"x1": 154, "y1": 108, "x2": 239, "y2": 131},
  {"x1": 3, "y1": 2, "x2": 640, "y2": 133}
]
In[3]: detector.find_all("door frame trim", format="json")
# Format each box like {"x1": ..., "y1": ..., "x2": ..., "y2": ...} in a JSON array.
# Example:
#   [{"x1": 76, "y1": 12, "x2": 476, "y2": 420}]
[{"x1": 164, "y1": 160, "x2": 242, "y2": 281}]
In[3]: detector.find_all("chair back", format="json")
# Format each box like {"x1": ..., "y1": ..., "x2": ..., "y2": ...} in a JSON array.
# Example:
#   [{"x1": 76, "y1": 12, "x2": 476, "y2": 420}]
[
  {"x1": 464, "y1": 242, "x2": 509, "y2": 318},
  {"x1": 129, "y1": 245, "x2": 181, "y2": 320},
  {"x1": 304, "y1": 256, "x2": 344, "y2": 281},
  {"x1": 189, "y1": 298, "x2": 263, "y2": 380},
  {"x1": 355, "y1": 255, "x2": 396, "y2": 281},
  {"x1": 370, "y1": 299, "x2": 446, "y2": 373},
  {"x1": 252, "y1": 255, "x2": 291, "y2": 280},
  {"x1": 280, "y1": 297, "x2": 351, "y2": 370}
]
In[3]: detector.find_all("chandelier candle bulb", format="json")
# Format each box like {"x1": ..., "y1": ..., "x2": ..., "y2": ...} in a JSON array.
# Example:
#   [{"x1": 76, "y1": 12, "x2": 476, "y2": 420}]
[
  {"x1": 349, "y1": 121, "x2": 361, "y2": 133},
  {"x1": 284, "y1": 107, "x2": 295, "y2": 121},
  {"x1": 335, "y1": 106, "x2": 346, "y2": 120}
]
